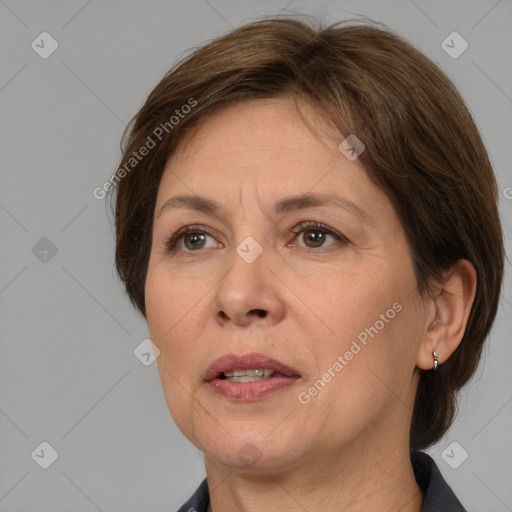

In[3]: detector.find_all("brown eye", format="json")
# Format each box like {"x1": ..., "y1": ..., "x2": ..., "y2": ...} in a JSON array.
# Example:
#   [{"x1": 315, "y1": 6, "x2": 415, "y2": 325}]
[
  {"x1": 302, "y1": 229, "x2": 327, "y2": 248},
  {"x1": 290, "y1": 221, "x2": 349, "y2": 250},
  {"x1": 165, "y1": 225, "x2": 219, "y2": 253},
  {"x1": 183, "y1": 232, "x2": 207, "y2": 250}
]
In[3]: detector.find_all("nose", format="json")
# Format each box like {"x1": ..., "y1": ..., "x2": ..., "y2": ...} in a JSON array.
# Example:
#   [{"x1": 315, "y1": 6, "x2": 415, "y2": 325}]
[{"x1": 210, "y1": 247, "x2": 286, "y2": 328}]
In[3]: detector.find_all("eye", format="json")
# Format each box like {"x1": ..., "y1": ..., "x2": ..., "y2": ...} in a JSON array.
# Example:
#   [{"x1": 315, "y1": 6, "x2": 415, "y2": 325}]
[
  {"x1": 289, "y1": 221, "x2": 349, "y2": 250},
  {"x1": 165, "y1": 225, "x2": 221, "y2": 253},
  {"x1": 164, "y1": 221, "x2": 348, "y2": 255}
]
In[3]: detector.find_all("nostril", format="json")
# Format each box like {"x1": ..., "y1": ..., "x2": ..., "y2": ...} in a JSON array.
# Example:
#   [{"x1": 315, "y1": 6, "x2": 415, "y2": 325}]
[{"x1": 216, "y1": 309, "x2": 267, "y2": 322}]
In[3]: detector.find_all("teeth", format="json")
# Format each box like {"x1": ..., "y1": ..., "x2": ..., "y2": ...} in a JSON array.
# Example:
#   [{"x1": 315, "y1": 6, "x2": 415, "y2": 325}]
[
  {"x1": 225, "y1": 375, "x2": 270, "y2": 383},
  {"x1": 223, "y1": 369, "x2": 275, "y2": 378},
  {"x1": 222, "y1": 368, "x2": 278, "y2": 381}
]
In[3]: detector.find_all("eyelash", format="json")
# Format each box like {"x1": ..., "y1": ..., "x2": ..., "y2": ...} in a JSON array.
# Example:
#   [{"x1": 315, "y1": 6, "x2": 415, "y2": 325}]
[
  {"x1": 290, "y1": 221, "x2": 349, "y2": 251},
  {"x1": 164, "y1": 221, "x2": 349, "y2": 254}
]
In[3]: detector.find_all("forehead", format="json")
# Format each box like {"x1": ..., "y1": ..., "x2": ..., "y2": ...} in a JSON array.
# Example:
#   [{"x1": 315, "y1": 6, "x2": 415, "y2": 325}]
[
  {"x1": 171, "y1": 97, "x2": 342, "y2": 166},
  {"x1": 156, "y1": 97, "x2": 389, "y2": 222}
]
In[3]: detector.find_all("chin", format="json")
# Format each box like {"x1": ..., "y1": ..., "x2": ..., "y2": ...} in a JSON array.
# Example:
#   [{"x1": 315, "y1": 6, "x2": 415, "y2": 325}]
[{"x1": 191, "y1": 419, "x2": 307, "y2": 471}]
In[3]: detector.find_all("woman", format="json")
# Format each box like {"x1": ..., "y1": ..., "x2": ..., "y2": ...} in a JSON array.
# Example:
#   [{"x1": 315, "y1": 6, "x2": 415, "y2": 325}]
[{"x1": 110, "y1": 17, "x2": 504, "y2": 511}]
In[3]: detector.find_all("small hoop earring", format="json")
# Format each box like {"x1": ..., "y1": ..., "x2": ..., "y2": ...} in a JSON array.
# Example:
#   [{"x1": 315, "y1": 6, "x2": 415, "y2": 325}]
[{"x1": 433, "y1": 349, "x2": 439, "y2": 371}]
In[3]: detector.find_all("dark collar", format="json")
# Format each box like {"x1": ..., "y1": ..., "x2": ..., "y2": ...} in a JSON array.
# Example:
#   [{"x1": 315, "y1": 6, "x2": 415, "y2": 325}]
[
  {"x1": 411, "y1": 450, "x2": 467, "y2": 511},
  {"x1": 177, "y1": 450, "x2": 466, "y2": 511}
]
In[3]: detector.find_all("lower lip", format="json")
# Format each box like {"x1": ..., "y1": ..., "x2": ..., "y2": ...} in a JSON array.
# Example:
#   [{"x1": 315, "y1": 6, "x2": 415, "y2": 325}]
[{"x1": 208, "y1": 376, "x2": 300, "y2": 401}]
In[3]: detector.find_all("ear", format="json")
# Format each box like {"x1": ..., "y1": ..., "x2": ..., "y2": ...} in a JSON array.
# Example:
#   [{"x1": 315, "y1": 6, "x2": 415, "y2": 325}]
[{"x1": 416, "y1": 259, "x2": 477, "y2": 370}]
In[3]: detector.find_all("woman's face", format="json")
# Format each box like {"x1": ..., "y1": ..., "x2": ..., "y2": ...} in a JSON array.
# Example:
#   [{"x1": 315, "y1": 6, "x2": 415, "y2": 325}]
[{"x1": 145, "y1": 97, "x2": 429, "y2": 470}]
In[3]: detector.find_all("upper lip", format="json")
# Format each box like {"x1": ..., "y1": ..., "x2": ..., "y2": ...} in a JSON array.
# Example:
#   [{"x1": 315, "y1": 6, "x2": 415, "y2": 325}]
[{"x1": 205, "y1": 352, "x2": 300, "y2": 381}]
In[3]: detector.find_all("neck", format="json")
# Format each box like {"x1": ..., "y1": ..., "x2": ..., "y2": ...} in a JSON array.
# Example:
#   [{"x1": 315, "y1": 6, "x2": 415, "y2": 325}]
[{"x1": 205, "y1": 430, "x2": 423, "y2": 512}]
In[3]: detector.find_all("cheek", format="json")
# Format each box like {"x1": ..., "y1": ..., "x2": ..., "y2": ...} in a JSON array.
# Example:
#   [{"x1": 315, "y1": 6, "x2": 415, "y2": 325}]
[
  {"x1": 146, "y1": 269, "x2": 208, "y2": 442},
  {"x1": 309, "y1": 269, "x2": 397, "y2": 346},
  {"x1": 154, "y1": 359, "x2": 204, "y2": 447},
  {"x1": 145, "y1": 263, "x2": 203, "y2": 337},
  {"x1": 305, "y1": 261, "x2": 420, "y2": 389},
  {"x1": 145, "y1": 268, "x2": 205, "y2": 388}
]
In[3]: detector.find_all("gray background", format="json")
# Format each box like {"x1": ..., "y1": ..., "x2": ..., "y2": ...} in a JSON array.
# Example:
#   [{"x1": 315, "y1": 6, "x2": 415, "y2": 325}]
[{"x1": 1, "y1": 0, "x2": 511, "y2": 510}]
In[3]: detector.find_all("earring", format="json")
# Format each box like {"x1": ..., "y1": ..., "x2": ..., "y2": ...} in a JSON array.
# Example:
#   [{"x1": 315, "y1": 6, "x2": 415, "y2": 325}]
[{"x1": 433, "y1": 349, "x2": 439, "y2": 371}]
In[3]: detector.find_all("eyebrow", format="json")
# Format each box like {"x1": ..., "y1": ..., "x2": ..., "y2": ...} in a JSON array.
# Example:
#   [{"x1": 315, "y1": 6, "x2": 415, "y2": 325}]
[{"x1": 156, "y1": 192, "x2": 373, "y2": 226}]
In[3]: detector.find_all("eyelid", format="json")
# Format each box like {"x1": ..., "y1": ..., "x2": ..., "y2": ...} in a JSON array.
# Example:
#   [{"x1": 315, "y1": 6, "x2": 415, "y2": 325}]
[{"x1": 291, "y1": 220, "x2": 348, "y2": 241}]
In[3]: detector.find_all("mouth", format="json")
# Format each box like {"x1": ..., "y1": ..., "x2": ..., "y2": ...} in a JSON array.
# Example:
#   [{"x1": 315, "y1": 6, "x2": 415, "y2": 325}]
[{"x1": 205, "y1": 352, "x2": 301, "y2": 401}]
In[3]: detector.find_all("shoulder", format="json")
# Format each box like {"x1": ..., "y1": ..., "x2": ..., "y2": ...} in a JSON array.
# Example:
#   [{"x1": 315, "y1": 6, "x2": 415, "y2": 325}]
[{"x1": 411, "y1": 450, "x2": 467, "y2": 512}]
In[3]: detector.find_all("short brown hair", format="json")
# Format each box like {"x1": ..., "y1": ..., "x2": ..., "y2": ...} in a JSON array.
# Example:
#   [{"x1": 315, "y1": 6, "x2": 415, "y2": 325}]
[{"x1": 110, "y1": 17, "x2": 504, "y2": 449}]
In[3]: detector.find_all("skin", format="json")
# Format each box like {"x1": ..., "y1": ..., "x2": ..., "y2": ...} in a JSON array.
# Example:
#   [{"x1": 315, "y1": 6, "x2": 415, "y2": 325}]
[{"x1": 145, "y1": 96, "x2": 477, "y2": 511}]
